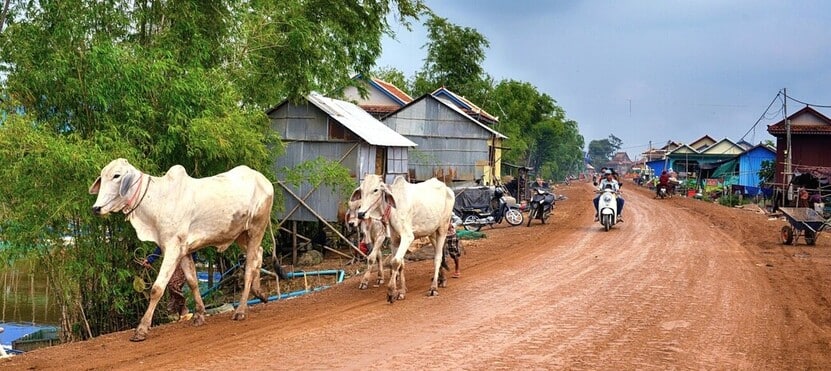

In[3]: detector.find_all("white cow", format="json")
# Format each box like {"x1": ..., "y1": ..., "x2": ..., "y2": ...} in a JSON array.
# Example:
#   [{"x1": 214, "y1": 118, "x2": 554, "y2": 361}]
[
  {"x1": 346, "y1": 199, "x2": 388, "y2": 290},
  {"x1": 351, "y1": 174, "x2": 455, "y2": 302},
  {"x1": 89, "y1": 158, "x2": 282, "y2": 342}
]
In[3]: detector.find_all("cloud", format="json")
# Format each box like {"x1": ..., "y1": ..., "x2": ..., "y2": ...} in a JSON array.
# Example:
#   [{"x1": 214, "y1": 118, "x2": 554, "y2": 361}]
[{"x1": 379, "y1": 0, "x2": 831, "y2": 157}]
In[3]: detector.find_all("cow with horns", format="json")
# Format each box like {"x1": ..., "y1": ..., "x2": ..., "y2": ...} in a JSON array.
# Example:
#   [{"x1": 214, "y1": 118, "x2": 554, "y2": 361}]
[{"x1": 351, "y1": 174, "x2": 455, "y2": 302}]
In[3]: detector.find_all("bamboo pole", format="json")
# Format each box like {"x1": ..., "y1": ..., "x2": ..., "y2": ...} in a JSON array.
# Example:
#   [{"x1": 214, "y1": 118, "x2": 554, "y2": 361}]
[
  {"x1": 2, "y1": 271, "x2": 6, "y2": 322},
  {"x1": 277, "y1": 181, "x2": 360, "y2": 255},
  {"x1": 275, "y1": 142, "x2": 360, "y2": 230},
  {"x1": 30, "y1": 265, "x2": 35, "y2": 324},
  {"x1": 44, "y1": 275, "x2": 49, "y2": 323}
]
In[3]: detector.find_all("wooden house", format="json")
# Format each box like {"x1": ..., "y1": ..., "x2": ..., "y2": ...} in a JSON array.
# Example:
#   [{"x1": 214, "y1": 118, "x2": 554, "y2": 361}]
[
  {"x1": 267, "y1": 92, "x2": 416, "y2": 224},
  {"x1": 766, "y1": 106, "x2": 831, "y2": 189},
  {"x1": 382, "y1": 93, "x2": 507, "y2": 187},
  {"x1": 666, "y1": 137, "x2": 744, "y2": 178}
]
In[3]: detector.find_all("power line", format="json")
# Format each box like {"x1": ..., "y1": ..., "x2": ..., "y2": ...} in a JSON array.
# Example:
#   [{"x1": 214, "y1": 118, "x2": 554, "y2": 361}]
[
  {"x1": 785, "y1": 95, "x2": 831, "y2": 108},
  {"x1": 738, "y1": 91, "x2": 783, "y2": 143}
]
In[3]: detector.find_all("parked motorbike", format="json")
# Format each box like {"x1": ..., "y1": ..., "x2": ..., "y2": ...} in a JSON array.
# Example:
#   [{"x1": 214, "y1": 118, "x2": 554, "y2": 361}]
[
  {"x1": 460, "y1": 189, "x2": 524, "y2": 231},
  {"x1": 597, "y1": 186, "x2": 619, "y2": 231},
  {"x1": 526, "y1": 187, "x2": 555, "y2": 226}
]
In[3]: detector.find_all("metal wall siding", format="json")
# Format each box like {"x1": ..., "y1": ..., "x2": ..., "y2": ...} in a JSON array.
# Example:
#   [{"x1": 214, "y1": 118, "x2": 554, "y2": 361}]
[
  {"x1": 270, "y1": 104, "x2": 329, "y2": 141},
  {"x1": 269, "y1": 99, "x2": 413, "y2": 222},
  {"x1": 382, "y1": 98, "x2": 492, "y2": 183},
  {"x1": 276, "y1": 183, "x2": 340, "y2": 222}
]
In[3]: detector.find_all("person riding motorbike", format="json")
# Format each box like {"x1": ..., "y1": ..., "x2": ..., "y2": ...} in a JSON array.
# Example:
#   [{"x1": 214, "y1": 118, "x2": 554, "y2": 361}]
[
  {"x1": 593, "y1": 169, "x2": 625, "y2": 222},
  {"x1": 656, "y1": 170, "x2": 670, "y2": 197}
]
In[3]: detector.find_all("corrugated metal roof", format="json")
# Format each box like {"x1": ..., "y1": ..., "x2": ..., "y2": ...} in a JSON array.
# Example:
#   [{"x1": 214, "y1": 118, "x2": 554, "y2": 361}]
[
  {"x1": 432, "y1": 87, "x2": 499, "y2": 124},
  {"x1": 432, "y1": 96, "x2": 507, "y2": 139},
  {"x1": 307, "y1": 92, "x2": 416, "y2": 147}
]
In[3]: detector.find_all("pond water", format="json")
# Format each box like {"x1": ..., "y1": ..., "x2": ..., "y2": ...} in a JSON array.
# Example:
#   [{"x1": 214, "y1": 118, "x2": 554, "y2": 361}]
[{"x1": 1, "y1": 258, "x2": 61, "y2": 325}]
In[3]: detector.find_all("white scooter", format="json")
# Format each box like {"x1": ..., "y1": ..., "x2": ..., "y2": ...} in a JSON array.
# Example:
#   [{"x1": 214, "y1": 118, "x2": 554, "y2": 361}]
[{"x1": 596, "y1": 186, "x2": 619, "y2": 231}]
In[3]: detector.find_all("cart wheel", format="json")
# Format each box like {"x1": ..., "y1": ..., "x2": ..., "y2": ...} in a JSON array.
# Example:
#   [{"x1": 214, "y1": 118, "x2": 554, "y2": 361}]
[
  {"x1": 781, "y1": 226, "x2": 794, "y2": 245},
  {"x1": 805, "y1": 230, "x2": 817, "y2": 246}
]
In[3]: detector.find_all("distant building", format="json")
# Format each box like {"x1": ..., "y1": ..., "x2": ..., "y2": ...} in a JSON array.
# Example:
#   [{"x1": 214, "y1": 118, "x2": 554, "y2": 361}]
[
  {"x1": 605, "y1": 151, "x2": 633, "y2": 175},
  {"x1": 766, "y1": 106, "x2": 831, "y2": 189},
  {"x1": 342, "y1": 75, "x2": 413, "y2": 119}
]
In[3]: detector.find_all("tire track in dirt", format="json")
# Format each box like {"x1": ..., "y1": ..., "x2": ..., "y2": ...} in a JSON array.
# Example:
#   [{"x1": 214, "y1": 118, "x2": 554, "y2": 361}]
[{"x1": 5, "y1": 181, "x2": 829, "y2": 370}]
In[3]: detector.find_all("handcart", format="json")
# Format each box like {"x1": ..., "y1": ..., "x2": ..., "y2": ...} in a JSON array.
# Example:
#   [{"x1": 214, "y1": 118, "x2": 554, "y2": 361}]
[{"x1": 778, "y1": 207, "x2": 831, "y2": 246}]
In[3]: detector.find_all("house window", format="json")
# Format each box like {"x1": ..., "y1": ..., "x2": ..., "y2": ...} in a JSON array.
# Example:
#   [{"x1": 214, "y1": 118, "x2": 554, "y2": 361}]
[
  {"x1": 328, "y1": 118, "x2": 357, "y2": 141},
  {"x1": 375, "y1": 147, "x2": 387, "y2": 175}
]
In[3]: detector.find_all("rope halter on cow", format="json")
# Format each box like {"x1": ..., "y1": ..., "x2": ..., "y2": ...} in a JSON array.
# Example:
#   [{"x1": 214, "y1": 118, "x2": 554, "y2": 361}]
[
  {"x1": 361, "y1": 189, "x2": 393, "y2": 227},
  {"x1": 124, "y1": 174, "x2": 150, "y2": 218}
]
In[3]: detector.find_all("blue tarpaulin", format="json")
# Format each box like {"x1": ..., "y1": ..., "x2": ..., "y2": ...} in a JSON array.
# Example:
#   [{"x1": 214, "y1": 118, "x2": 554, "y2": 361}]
[{"x1": 0, "y1": 322, "x2": 58, "y2": 348}]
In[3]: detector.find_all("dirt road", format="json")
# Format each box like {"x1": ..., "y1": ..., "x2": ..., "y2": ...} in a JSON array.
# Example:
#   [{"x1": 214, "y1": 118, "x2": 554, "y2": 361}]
[{"x1": 5, "y1": 181, "x2": 831, "y2": 370}]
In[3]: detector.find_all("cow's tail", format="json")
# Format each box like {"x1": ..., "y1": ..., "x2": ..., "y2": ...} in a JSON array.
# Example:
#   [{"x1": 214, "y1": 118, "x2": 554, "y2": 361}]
[{"x1": 269, "y1": 217, "x2": 289, "y2": 280}]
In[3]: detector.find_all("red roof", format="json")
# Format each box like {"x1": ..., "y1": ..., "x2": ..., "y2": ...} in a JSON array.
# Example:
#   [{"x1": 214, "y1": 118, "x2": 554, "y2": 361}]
[
  {"x1": 767, "y1": 106, "x2": 831, "y2": 136},
  {"x1": 359, "y1": 104, "x2": 400, "y2": 115},
  {"x1": 767, "y1": 125, "x2": 831, "y2": 135},
  {"x1": 372, "y1": 78, "x2": 413, "y2": 104}
]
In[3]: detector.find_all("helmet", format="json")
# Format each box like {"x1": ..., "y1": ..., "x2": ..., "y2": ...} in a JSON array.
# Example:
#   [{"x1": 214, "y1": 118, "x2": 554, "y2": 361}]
[{"x1": 494, "y1": 188, "x2": 504, "y2": 198}]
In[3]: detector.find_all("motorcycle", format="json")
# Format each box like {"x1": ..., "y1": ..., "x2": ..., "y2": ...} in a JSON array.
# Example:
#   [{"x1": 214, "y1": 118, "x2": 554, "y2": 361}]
[
  {"x1": 526, "y1": 187, "x2": 555, "y2": 226},
  {"x1": 597, "y1": 186, "x2": 619, "y2": 231},
  {"x1": 460, "y1": 189, "x2": 524, "y2": 231},
  {"x1": 657, "y1": 184, "x2": 669, "y2": 199}
]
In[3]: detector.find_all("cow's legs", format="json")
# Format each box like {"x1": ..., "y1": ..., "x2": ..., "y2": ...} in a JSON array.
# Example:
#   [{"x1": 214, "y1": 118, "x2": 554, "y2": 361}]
[
  {"x1": 133, "y1": 254, "x2": 179, "y2": 342},
  {"x1": 431, "y1": 230, "x2": 448, "y2": 294},
  {"x1": 374, "y1": 238, "x2": 385, "y2": 287},
  {"x1": 360, "y1": 224, "x2": 386, "y2": 290},
  {"x1": 233, "y1": 232, "x2": 266, "y2": 321},
  {"x1": 360, "y1": 243, "x2": 382, "y2": 290},
  {"x1": 388, "y1": 230, "x2": 413, "y2": 303},
  {"x1": 180, "y1": 255, "x2": 206, "y2": 326}
]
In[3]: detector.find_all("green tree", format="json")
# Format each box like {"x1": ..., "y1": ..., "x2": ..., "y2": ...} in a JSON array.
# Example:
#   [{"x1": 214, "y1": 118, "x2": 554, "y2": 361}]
[
  {"x1": 0, "y1": 0, "x2": 425, "y2": 341},
  {"x1": 485, "y1": 80, "x2": 584, "y2": 181},
  {"x1": 587, "y1": 135, "x2": 622, "y2": 168},
  {"x1": 372, "y1": 66, "x2": 410, "y2": 94},
  {"x1": 230, "y1": 1, "x2": 426, "y2": 107},
  {"x1": 410, "y1": 14, "x2": 492, "y2": 102}
]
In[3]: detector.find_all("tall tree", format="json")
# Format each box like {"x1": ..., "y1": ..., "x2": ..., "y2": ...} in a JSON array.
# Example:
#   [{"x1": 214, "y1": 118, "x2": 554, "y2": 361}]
[
  {"x1": 587, "y1": 135, "x2": 623, "y2": 168},
  {"x1": 410, "y1": 14, "x2": 491, "y2": 102},
  {"x1": 372, "y1": 66, "x2": 410, "y2": 95},
  {"x1": 485, "y1": 79, "x2": 584, "y2": 181},
  {"x1": 0, "y1": 0, "x2": 425, "y2": 340}
]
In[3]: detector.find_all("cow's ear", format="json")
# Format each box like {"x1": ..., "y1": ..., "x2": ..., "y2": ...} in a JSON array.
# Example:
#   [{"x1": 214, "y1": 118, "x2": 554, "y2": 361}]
[
  {"x1": 349, "y1": 187, "x2": 361, "y2": 202},
  {"x1": 119, "y1": 171, "x2": 135, "y2": 197},
  {"x1": 89, "y1": 177, "x2": 101, "y2": 195},
  {"x1": 382, "y1": 186, "x2": 396, "y2": 209}
]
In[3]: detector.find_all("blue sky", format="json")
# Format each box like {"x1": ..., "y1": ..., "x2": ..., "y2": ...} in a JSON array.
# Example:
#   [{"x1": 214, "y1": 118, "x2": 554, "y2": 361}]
[{"x1": 376, "y1": 0, "x2": 831, "y2": 159}]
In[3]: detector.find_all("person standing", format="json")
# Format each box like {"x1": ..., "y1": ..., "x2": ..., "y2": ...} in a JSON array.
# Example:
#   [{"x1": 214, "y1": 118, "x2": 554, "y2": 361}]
[{"x1": 140, "y1": 246, "x2": 194, "y2": 321}]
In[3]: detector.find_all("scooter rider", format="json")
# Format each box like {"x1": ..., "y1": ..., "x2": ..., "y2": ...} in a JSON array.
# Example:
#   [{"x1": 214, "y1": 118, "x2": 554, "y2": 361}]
[
  {"x1": 593, "y1": 169, "x2": 625, "y2": 222},
  {"x1": 656, "y1": 170, "x2": 670, "y2": 197}
]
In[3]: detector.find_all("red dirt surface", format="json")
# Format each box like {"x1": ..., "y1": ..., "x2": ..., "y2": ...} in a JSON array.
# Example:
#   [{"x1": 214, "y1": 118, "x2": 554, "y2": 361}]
[{"x1": 4, "y1": 181, "x2": 831, "y2": 370}]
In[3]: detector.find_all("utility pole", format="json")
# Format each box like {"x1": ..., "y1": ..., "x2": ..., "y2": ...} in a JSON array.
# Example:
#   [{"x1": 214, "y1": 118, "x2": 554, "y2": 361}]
[{"x1": 784, "y1": 88, "x2": 792, "y2": 203}]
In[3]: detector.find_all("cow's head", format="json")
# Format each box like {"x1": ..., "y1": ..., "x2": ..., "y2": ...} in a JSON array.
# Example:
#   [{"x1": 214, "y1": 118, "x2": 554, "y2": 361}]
[
  {"x1": 352, "y1": 174, "x2": 396, "y2": 220},
  {"x1": 89, "y1": 158, "x2": 141, "y2": 215},
  {"x1": 344, "y1": 197, "x2": 362, "y2": 230}
]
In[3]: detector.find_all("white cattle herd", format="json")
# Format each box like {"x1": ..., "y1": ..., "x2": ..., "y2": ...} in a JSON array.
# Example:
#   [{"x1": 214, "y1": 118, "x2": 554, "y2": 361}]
[{"x1": 90, "y1": 159, "x2": 457, "y2": 341}]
